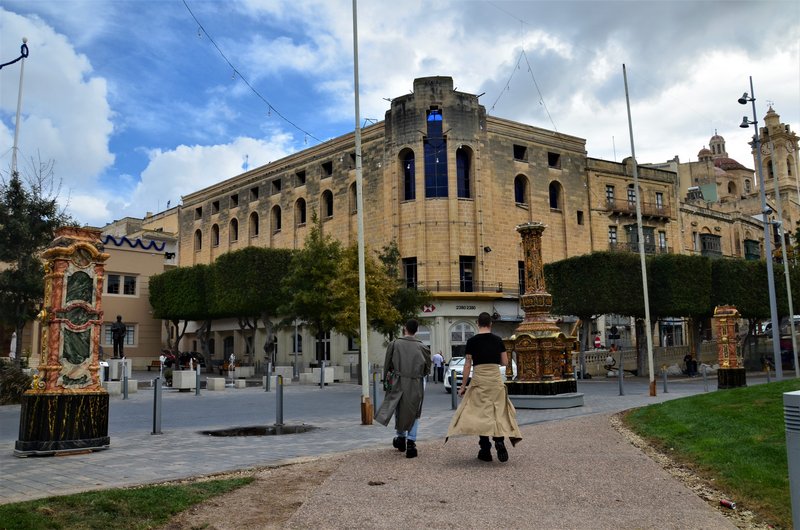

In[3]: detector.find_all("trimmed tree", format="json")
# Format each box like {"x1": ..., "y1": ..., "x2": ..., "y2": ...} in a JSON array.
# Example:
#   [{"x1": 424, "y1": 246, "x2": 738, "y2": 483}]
[{"x1": 149, "y1": 264, "x2": 211, "y2": 355}]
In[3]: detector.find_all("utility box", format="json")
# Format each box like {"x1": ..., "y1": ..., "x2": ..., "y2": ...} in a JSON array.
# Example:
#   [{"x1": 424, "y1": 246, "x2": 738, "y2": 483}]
[{"x1": 785, "y1": 390, "x2": 800, "y2": 530}]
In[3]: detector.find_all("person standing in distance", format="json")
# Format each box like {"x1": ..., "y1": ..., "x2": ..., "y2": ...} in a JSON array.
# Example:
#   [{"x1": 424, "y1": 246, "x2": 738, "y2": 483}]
[
  {"x1": 446, "y1": 312, "x2": 521, "y2": 462},
  {"x1": 111, "y1": 315, "x2": 127, "y2": 358},
  {"x1": 432, "y1": 350, "x2": 444, "y2": 383},
  {"x1": 374, "y1": 319, "x2": 431, "y2": 458}
]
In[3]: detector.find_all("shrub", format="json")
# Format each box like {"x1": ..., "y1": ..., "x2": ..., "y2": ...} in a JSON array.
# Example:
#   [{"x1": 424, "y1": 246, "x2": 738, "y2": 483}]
[{"x1": 0, "y1": 363, "x2": 33, "y2": 404}]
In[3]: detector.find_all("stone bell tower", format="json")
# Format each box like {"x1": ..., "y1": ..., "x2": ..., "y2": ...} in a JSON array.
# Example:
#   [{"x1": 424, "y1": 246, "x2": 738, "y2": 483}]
[{"x1": 15, "y1": 227, "x2": 111, "y2": 456}]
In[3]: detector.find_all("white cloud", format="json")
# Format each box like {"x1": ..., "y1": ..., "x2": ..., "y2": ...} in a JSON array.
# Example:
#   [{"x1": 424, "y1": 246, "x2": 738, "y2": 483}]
[
  {"x1": 0, "y1": 8, "x2": 114, "y2": 187},
  {"x1": 124, "y1": 133, "x2": 295, "y2": 216}
]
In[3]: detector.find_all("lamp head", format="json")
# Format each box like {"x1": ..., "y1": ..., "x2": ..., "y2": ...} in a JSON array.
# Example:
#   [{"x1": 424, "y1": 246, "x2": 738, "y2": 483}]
[
  {"x1": 740, "y1": 116, "x2": 751, "y2": 128},
  {"x1": 483, "y1": 246, "x2": 492, "y2": 253},
  {"x1": 738, "y1": 92, "x2": 749, "y2": 105}
]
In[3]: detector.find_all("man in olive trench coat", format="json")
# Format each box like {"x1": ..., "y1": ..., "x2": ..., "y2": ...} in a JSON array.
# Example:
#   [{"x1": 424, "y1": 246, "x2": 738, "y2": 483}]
[{"x1": 374, "y1": 319, "x2": 431, "y2": 458}]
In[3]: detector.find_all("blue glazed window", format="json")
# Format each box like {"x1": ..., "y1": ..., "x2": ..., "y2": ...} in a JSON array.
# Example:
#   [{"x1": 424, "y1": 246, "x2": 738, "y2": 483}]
[{"x1": 424, "y1": 110, "x2": 448, "y2": 198}]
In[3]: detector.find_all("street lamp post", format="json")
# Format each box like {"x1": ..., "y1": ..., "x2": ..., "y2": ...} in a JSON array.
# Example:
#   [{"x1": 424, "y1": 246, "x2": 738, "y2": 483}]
[
  {"x1": 0, "y1": 37, "x2": 29, "y2": 178},
  {"x1": 738, "y1": 76, "x2": 783, "y2": 380}
]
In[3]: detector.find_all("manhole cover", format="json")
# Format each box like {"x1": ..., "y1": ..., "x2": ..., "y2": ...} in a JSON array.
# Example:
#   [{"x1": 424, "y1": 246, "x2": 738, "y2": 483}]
[{"x1": 200, "y1": 425, "x2": 316, "y2": 437}]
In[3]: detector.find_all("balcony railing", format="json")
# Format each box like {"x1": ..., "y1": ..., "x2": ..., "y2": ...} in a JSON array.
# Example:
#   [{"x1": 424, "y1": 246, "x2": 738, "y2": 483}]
[
  {"x1": 608, "y1": 242, "x2": 671, "y2": 254},
  {"x1": 411, "y1": 281, "x2": 519, "y2": 296},
  {"x1": 604, "y1": 198, "x2": 670, "y2": 219}
]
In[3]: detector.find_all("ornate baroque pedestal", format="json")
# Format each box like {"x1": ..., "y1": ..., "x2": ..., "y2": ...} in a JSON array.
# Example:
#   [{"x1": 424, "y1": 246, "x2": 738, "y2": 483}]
[
  {"x1": 714, "y1": 305, "x2": 746, "y2": 390},
  {"x1": 15, "y1": 228, "x2": 111, "y2": 456},
  {"x1": 505, "y1": 223, "x2": 583, "y2": 409}
]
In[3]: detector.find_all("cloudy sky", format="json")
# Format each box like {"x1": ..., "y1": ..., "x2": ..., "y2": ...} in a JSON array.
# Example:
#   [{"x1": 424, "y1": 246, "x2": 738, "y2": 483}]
[{"x1": 1, "y1": 0, "x2": 798, "y2": 227}]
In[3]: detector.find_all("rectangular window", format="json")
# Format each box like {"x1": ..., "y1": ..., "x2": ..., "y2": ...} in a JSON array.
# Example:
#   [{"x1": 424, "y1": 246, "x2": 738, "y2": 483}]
[
  {"x1": 347, "y1": 336, "x2": 360, "y2": 352},
  {"x1": 123, "y1": 275, "x2": 137, "y2": 295},
  {"x1": 194, "y1": 206, "x2": 202, "y2": 220},
  {"x1": 403, "y1": 156, "x2": 416, "y2": 201},
  {"x1": 627, "y1": 187, "x2": 636, "y2": 205},
  {"x1": 104, "y1": 324, "x2": 135, "y2": 346},
  {"x1": 271, "y1": 179, "x2": 281, "y2": 194},
  {"x1": 230, "y1": 194, "x2": 239, "y2": 208},
  {"x1": 250, "y1": 187, "x2": 259, "y2": 201},
  {"x1": 655, "y1": 192, "x2": 664, "y2": 209},
  {"x1": 513, "y1": 144, "x2": 527, "y2": 161},
  {"x1": 456, "y1": 149, "x2": 470, "y2": 199},
  {"x1": 321, "y1": 161, "x2": 333, "y2": 178},
  {"x1": 692, "y1": 231, "x2": 698, "y2": 251},
  {"x1": 315, "y1": 331, "x2": 331, "y2": 362},
  {"x1": 424, "y1": 109, "x2": 448, "y2": 198},
  {"x1": 547, "y1": 152, "x2": 561, "y2": 169},
  {"x1": 212, "y1": 200, "x2": 220, "y2": 214},
  {"x1": 296, "y1": 170, "x2": 306, "y2": 186},
  {"x1": 518, "y1": 260, "x2": 525, "y2": 295},
  {"x1": 402, "y1": 257, "x2": 418, "y2": 289},
  {"x1": 107, "y1": 274, "x2": 120, "y2": 294},
  {"x1": 658, "y1": 231, "x2": 667, "y2": 252},
  {"x1": 605, "y1": 185, "x2": 615, "y2": 203},
  {"x1": 107, "y1": 274, "x2": 137, "y2": 296},
  {"x1": 608, "y1": 226, "x2": 618, "y2": 244},
  {"x1": 577, "y1": 210, "x2": 584, "y2": 225},
  {"x1": 459, "y1": 255, "x2": 475, "y2": 293}
]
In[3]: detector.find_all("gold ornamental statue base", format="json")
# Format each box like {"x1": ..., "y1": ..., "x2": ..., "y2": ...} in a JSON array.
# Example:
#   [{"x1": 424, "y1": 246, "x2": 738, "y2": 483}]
[
  {"x1": 15, "y1": 228, "x2": 111, "y2": 456},
  {"x1": 505, "y1": 223, "x2": 583, "y2": 409}
]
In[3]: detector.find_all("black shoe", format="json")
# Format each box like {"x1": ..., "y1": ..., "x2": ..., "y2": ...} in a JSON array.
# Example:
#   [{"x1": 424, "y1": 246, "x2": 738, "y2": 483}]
[
  {"x1": 477, "y1": 448, "x2": 493, "y2": 462},
  {"x1": 406, "y1": 440, "x2": 417, "y2": 458},
  {"x1": 393, "y1": 436, "x2": 406, "y2": 452},
  {"x1": 495, "y1": 440, "x2": 508, "y2": 462}
]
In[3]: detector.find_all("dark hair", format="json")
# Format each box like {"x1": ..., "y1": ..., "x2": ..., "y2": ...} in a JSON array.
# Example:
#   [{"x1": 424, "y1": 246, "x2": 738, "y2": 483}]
[
  {"x1": 477, "y1": 312, "x2": 492, "y2": 327},
  {"x1": 405, "y1": 319, "x2": 419, "y2": 335}
]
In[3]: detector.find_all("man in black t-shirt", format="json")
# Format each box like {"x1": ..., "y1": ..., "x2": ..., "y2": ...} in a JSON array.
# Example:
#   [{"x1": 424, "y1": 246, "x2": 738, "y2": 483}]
[{"x1": 447, "y1": 311, "x2": 522, "y2": 462}]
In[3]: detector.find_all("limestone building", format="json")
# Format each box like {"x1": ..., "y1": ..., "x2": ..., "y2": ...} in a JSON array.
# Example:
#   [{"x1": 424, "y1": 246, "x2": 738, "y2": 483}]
[{"x1": 175, "y1": 76, "x2": 679, "y2": 368}]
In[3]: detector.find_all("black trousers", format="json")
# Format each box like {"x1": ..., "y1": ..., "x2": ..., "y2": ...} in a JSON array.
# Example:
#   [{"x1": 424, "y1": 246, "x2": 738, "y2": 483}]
[
  {"x1": 434, "y1": 365, "x2": 444, "y2": 383},
  {"x1": 113, "y1": 338, "x2": 124, "y2": 357},
  {"x1": 479, "y1": 436, "x2": 505, "y2": 449}
]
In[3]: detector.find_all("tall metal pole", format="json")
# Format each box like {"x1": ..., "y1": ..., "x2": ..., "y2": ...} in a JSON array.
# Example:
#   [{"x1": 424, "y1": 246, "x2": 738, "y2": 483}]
[
  {"x1": 352, "y1": 0, "x2": 372, "y2": 423},
  {"x1": 8, "y1": 38, "x2": 29, "y2": 179},
  {"x1": 769, "y1": 140, "x2": 799, "y2": 378},
  {"x1": 622, "y1": 64, "x2": 656, "y2": 396},
  {"x1": 742, "y1": 76, "x2": 783, "y2": 380}
]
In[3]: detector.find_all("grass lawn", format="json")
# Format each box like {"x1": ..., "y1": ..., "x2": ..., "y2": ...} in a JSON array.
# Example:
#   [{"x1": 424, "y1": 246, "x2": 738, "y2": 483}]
[
  {"x1": 624, "y1": 378, "x2": 800, "y2": 529},
  {"x1": 0, "y1": 476, "x2": 253, "y2": 529}
]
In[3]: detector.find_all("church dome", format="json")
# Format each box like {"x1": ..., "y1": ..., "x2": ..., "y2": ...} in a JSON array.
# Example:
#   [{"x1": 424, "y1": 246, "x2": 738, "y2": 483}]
[
  {"x1": 714, "y1": 157, "x2": 749, "y2": 171},
  {"x1": 698, "y1": 146, "x2": 712, "y2": 157}
]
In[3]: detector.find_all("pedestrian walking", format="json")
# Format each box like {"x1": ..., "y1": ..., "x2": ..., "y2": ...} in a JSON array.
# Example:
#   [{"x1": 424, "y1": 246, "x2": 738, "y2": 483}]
[
  {"x1": 432, "y1": 351, "x2": 444, "y2": 383},
  {"x1": 446, "y1": 312, "x2": 521, "y2": 462},
  {"x1": 374, "y1": 319, "x2": 432, "y2": 458}
]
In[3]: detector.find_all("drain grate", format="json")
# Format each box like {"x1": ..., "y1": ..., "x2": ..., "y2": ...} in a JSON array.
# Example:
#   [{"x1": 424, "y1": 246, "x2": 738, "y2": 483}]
[{"x1": 200, "y1": 425, "x2": 316, "y2": 437}]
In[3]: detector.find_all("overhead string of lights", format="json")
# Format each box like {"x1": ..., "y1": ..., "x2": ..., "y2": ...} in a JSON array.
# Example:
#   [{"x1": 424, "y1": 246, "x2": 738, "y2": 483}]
[{"x1": 181, "y1": 0, "x2": 323, "y2": 145}]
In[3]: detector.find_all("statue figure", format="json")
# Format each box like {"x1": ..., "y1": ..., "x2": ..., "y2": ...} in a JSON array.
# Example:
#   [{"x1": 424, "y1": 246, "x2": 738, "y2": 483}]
[{"x1": 111, "y1": 315, "x2": 127, "y2": 358}]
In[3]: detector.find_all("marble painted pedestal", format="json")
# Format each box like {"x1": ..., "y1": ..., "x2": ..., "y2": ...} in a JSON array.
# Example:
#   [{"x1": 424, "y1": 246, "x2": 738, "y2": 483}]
[{"x1": 15, "y1": 392, "x2": 109, "y2": 456}]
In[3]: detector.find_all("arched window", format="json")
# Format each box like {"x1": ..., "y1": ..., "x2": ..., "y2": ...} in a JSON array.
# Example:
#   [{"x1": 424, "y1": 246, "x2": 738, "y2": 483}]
[
  {"x1": 744, "y1": 179, "x2": 752, "y2": 193},
  {"x1": 514, "y1": 175, "x2": 529, "y2": 204},
  {"x1": 295, "y1": 198, "x2": 307, "y2": 226},
  {"x1": 400, "y1": 149, "x2": 415, "y2": 201},
  {"x1": 211, "y1": 224, "x2": 220, "y2": 247},
  {"x1": 194, "y1": 229, "x2": 202, "y2": 251},
  {"x1": 549, "y1": 181, "x2": 563, "y2": 210},
  {"x1": 249, "y1": 212, "x2": 259, "y2": 238},
  {"x1": 229, "y1": 218, "x2": 239, "y2": 242},
  {"x1": 456, "y1": 146, "x2": 472, "y2": 198},
  {"x1": 449, "y1": 321, "x2": 476, "y2": 358},
  {"x1": 349, "y1": 182, "x2": 357, "y2": 214},
  {"x1": 424, "y1": 109, "x2": 448, "y2": 198},
  {"x1": 271, "y1": 205, "x2": 282, "y2": 232},
  {"x1": 322, "y1": 190, "x2": 334, "y2": 218},
  {"x1": 728, "y1": 181, "x2": 737, "y2": 196}
]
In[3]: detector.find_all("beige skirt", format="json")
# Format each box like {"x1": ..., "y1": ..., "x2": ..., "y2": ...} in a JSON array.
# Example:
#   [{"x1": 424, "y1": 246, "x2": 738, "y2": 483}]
[{"x1": 446, "y1": 364, "x2": 522, "y2": 446}]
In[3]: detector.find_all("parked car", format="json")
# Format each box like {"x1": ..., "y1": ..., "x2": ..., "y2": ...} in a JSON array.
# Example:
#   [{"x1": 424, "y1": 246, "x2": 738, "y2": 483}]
[{"x1": 443, "y1": 356, "x2": 517, "y2": 393}]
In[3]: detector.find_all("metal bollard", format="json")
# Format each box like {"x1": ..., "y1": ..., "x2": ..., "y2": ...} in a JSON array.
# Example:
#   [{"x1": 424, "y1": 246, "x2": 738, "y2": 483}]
[
  {"x1": 662, "y1": 366, "x2": 669, "y2": 393},
  {"x1": 618, "y1": 353, "x2": 625, "y2": 396},
  {"x1": 265, "y1": 362, "x2": 271, "y2": 392},
  {"x1": 152, "y1": 377, "x2": 162, "y2": 435},
  {"x1": 702, "y1": 364, "x2": 709, "y2": 392},
  {"x1": 195, "y1": 365, "x2": 201, "y2": 396},
  {"x1": 451, "y1": 370, "x2": 458, "y2": 410},
  {"x1": 123, "y1": 373, "x2": 129, "y2": 400},
  {"x1": 371, "y1": 369, "x2": 378, "y2": 409},
  {"x1": 320, "y1": 360, "x2": 326, "y2": 388},
  {"x1": 766, "y1": 364, "x2": 772, "y2": 383},
  {"x1": 275, "y1": 375, "x2": 284, "y2": 426}
]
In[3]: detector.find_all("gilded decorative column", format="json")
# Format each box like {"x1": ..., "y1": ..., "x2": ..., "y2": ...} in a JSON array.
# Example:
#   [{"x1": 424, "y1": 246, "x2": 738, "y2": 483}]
[
  {"x1": 506, "y1": 222, "x2": 579, "y2": 398},
  {"x1": 714, "y1": 305, "x2": 746, "y2": 389},
  {"x1": 15, "y1": 227, "x2": 111, "y2": 456}
]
